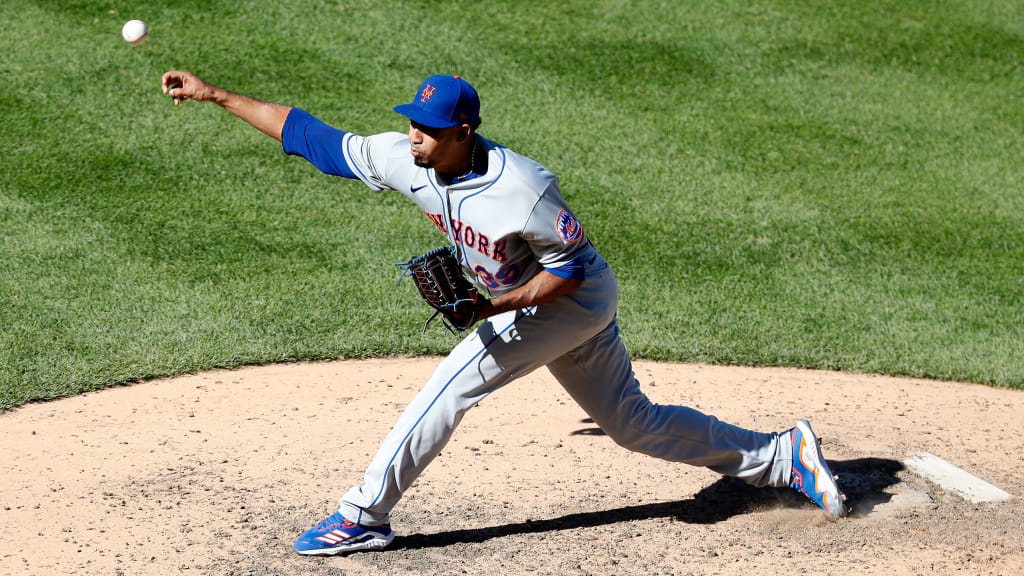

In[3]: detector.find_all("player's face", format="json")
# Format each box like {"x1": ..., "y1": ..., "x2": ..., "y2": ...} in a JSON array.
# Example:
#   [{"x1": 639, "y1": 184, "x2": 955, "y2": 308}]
[{"x1": 408, "y1": 121, "x2": 469, "y2": 171}]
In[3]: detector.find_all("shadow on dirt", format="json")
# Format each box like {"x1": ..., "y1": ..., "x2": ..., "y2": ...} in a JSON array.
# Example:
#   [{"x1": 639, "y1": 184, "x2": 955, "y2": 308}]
[
  {"x1": 390, "y1": 457, "x2": 902, "y2": 551},
  {"x1": 570, "y1": 417, "x2": 606, "y2": 436},
  {"x1": 674, "y1": 457, "x2": 905, "y2": 522}
]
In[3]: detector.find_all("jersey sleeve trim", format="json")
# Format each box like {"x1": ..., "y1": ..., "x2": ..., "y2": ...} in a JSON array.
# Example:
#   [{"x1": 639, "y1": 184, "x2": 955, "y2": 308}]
[{"x1": 545, "y1": 258, "x2": 586, "y2": 280}]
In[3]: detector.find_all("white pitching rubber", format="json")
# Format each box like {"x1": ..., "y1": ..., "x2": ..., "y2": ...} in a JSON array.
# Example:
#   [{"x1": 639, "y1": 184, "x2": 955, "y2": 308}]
[{"x1": 904, "y1": 452, "x2": 1012, "y2": 504}]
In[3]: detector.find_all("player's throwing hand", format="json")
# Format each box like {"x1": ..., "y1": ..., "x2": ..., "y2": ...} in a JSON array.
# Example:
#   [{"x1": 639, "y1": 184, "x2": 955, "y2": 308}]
[{"x1": 161, "y1": 70, "x2": 215, "y2": 106}]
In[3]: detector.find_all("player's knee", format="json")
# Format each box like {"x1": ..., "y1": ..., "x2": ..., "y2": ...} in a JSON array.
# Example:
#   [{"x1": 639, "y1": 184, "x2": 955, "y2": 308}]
[{"x1": 596, "y1": 398, "x2": 661, "y2": 451}]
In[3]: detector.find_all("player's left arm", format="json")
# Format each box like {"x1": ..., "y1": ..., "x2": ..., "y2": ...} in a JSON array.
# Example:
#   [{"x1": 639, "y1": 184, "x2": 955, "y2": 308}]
[{"x1": 477, "y1": 271, "x2": 583, "y2": 320}]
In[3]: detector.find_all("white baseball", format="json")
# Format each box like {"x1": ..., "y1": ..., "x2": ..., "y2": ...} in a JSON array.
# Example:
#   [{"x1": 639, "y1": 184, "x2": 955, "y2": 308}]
[{"x1": 122, "y1": 20, "x2": 148, "y2": 45}]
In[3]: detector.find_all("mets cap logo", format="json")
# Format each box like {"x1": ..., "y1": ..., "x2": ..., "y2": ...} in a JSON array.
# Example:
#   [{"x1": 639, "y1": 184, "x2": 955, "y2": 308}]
[
  {"x1": 556, "y1": 209, "x2": 584, "y2": 242},
  {"x1": 420, "y1": 84, "x2": 436, "y2": 102}
]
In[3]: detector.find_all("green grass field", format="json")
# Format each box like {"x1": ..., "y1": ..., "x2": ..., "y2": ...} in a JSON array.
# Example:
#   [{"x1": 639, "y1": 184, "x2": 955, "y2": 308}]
[{"x1": 2, "y1": 0, "x2": 1022, "y2": 409}]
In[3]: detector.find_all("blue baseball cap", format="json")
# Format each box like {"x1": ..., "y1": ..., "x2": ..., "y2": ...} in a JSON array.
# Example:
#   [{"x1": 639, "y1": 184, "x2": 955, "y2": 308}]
[{"x1": 393, "y1": 75, "x2": 481, "y2": 129}]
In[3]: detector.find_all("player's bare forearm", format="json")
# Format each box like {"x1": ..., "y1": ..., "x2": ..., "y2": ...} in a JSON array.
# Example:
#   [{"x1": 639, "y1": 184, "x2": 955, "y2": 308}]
[
  {"x1": 161, "y1": 70, "x2": 291, "y2": 141},
  {"x1": 479, "y1": 271, "x2": 583, "y2": 320},
  {"x1": 218, "y1": 91, "x2": 291, "y2": 141}
]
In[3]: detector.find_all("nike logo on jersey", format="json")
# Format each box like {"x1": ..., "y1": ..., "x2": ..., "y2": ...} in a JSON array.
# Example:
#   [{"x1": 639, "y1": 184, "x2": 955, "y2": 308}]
[{"x1": 411, "y1": 184, "x2": 427, "y2": 193}]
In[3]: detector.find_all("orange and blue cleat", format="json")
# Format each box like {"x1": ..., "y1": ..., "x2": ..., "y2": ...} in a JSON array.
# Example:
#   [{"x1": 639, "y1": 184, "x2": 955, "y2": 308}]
[{"x1": 790, "y1": 420, "x2": 848, "y2": 518}]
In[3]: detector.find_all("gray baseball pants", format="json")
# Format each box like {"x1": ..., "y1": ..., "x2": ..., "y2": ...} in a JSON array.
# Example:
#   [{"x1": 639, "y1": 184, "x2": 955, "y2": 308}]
[{"x1": 338, "y1": 266, "x2": 793, "y2": 525}]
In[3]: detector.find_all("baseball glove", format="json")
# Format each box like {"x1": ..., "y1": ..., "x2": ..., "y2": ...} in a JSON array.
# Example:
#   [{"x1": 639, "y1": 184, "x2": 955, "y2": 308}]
[{"x1": 398, "y1": 246, "x2": 486, "y2": 334}]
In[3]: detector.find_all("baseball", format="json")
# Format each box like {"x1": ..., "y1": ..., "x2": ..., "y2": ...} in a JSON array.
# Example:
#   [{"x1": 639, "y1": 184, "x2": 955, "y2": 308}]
[{"x1": 121, "y1": 20, "x2": 148, "y2": 45}]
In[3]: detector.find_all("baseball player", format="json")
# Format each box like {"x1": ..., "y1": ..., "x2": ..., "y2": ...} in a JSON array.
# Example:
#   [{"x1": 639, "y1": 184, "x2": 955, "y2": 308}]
[{"x1": 161, "y1": 70, "x2": 848, "y2": 555}]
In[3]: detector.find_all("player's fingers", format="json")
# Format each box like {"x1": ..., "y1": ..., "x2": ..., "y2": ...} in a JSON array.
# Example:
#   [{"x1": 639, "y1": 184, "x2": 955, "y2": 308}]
[
  {"x1": 166, "y1": 80, "x2": 188, "y2": 105},
  {"x1": 161, "y1": 71, "x2": 182, "y2": 94},
  {"x1": 162, "y1": 71, "x2": 194, "y2": 95}
]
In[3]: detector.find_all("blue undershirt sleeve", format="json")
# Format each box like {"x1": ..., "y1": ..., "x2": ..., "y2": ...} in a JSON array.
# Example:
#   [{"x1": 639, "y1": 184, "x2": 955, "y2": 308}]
[
  {"x1": 545, "y1": 257, "x2": 585, "y2": 280},
  {"x1": 281, "y1": 108, "x2": 357, "y2": 179}
]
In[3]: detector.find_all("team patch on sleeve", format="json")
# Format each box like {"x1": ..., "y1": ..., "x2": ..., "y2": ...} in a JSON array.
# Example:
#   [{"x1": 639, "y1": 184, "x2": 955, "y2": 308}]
[{"x1": 556, "y1": 209, "x2": 584, "y2": 243}]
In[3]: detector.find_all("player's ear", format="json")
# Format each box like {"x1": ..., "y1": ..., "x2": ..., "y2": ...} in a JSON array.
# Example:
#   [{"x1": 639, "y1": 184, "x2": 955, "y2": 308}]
[{"x1": 456, "y1": 124, "x2": 472, "y2": 142}]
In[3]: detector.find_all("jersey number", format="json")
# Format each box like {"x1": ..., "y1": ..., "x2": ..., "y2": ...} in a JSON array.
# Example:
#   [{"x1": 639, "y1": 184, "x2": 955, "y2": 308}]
[{"x1": 474, "y1": 264, "x2": 521, "y2": 289}]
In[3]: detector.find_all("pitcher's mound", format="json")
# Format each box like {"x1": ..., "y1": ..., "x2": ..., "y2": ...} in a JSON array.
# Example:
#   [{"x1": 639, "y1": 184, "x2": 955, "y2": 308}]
[{"x1": 1, "y1": 359, "x2": 1020, "y2": 575}]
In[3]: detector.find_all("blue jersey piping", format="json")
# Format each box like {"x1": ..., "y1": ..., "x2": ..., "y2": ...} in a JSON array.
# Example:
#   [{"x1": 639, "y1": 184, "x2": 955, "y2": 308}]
[{"x1": 455, "y1": 147, "x2": 507, "y2": 268}]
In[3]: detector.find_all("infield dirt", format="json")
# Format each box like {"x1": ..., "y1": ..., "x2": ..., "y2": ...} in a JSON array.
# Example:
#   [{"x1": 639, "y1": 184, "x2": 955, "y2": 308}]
[{"x1": 1, "y1": 359, "x2": 1021, "y2": 575}]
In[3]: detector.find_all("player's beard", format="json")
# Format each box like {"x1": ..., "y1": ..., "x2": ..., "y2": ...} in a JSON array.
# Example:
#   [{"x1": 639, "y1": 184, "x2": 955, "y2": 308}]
[{"x1": 411, "y1": 148, "x2": 432, "y2": 169}]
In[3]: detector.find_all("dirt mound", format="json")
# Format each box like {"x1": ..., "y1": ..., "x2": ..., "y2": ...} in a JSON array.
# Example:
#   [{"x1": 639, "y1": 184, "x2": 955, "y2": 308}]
[{"x1": 1, "y1": 359, "x2": 1021, "y2": 575}]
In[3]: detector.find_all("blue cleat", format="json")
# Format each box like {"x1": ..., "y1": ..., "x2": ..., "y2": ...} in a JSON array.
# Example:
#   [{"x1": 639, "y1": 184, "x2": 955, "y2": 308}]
[
  {"x1": 790, "y1": 420, "x2": 848, "y2": 517},
  {"x1": 293, "y1": 511, "x2": 395, "y2": 555}
]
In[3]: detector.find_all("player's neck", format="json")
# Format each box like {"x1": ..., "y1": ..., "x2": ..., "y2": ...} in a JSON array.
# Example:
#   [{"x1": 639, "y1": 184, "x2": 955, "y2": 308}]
[{"x1": 437, "y1": 136, "x2": 484, "y2": 184}]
